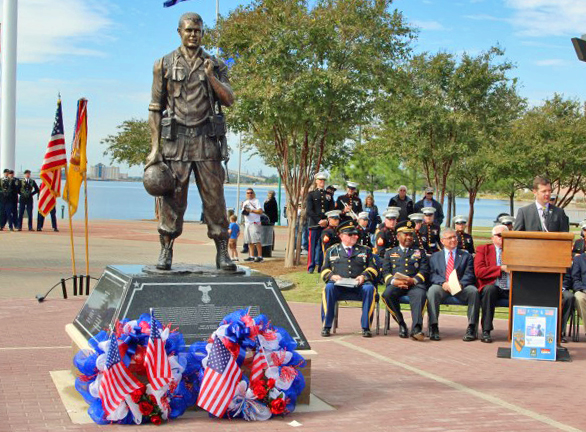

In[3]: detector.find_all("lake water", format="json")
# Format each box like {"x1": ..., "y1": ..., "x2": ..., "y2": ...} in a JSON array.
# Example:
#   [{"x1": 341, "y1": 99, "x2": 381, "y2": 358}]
[{"x1": 50, "y1": 180, "x2": 534, "y2": 227}]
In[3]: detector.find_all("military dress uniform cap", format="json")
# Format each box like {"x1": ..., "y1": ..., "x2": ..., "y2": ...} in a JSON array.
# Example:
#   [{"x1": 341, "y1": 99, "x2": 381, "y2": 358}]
[
  {"x1": 422, "y1": 206, "x2": 436, "y2": 215},
  {"x1": 325, "y1": 210, "x2": 342, "y2": 219},
  {"x1": 396, "y1": 220, "x2": 415, "y2": 233},
  {"x1": 337, "y1": 220, "x2": 359, "y2": 235},
  {"x1": 383, "y1": 210, "x2": 400, "y2": 219},
  {"x1": 550, "y1": 194, "x2": 557, "y2": 199},
  {"x1": 347, "y1": 181, "x2": 359, "y2": 189},
  {"x1": 499, "y1": 215, "x2": 515, "y2": 225},
  {"x1": 326, "y1": 185, "x2": 337, "y2": 192},
  {"x1": 453, "y1": 215, "x2": 468, "y2": 224},
  {"x1": 580, "y1": 220, "x2": 586, "y2": 230},
  {"x1": 386, "y1": 206, "x2": 402, "y2": 213},
  {"x1": 3, "y1": 169, "x2": 9, "y2": 173},
  {"x1": 358, "y1": 211, "x2": 369, "y2": 220},
  {"x1": 409, "y1": 213, "x2": 424, "y2": 222},
  {"x1": 315, "y1": 172, "x2": 328, "y2": 180},
  {"x1": 425, "y1": 187, "x2": 434, "y2": 193}
]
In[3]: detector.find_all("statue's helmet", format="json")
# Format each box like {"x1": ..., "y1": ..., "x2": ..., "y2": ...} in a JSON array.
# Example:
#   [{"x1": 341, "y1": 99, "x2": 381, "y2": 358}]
[{"x1": 143, "y1": 162, "x2": 175, "y2": 197}]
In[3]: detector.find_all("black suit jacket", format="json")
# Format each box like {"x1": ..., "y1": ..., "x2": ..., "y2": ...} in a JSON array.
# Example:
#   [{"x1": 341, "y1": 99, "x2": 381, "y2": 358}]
[
  {"x1": 429, "y1": 248, "x2": 476, "y2": 287},
  {"x1": 513, "y1": 203, "x2": 569, "y2": 232},
  {"x1": 572, "y1": 254, "x2": 586, "y2": 292}
]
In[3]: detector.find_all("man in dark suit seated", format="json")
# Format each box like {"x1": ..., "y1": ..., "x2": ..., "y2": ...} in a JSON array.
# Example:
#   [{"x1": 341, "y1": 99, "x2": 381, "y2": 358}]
[
  {"x1": 320, "y1": 220, "x2": 379, "y2": 338},
  {"x1": 381, "y1": 220, "x2": 429, "y2": 341},
  {"x1": 427, "y1": 228, "x2": 480, "y2": 341},
  {"x1": 570, "y1": 252, "x2": 586, "y2": 337},
  {"x1": 474, "y1": 224, "x2": 510, "y2": 343},
  {"x1": 513, "y1": 176, "x2": 569, "y2": 232}
]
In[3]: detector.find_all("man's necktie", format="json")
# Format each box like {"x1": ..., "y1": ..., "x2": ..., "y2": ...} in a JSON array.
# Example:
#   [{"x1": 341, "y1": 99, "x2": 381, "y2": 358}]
[
  {"x1": 346, "y1": 247, "x2": 352, "y2": 258},
  {"x1": 496, "y1": 249, "x2": 508, "y2": 289},
  {"x1": 540, "y1": 206, "x2": 549, "y2": 232},
  {"x1": 445, "y1": 251, "x2": 454, "y2": 281}
]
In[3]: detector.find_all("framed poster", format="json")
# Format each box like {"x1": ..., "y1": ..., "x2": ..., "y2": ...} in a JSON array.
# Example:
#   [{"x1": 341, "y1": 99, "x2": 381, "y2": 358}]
[{"x1": 511, "y1": 306, "x2": 557, "y2": 361}]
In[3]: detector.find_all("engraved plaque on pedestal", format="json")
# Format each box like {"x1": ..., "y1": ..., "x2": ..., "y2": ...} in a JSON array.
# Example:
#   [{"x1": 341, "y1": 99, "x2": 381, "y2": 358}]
[{"x1": 73, "y1": 264, "x2": 310, "y2": 349}]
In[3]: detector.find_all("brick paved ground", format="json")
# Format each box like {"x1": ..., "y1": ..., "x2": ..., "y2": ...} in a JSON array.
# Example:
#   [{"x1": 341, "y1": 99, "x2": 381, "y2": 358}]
[{"x1": 0, "y1": 221, "x2": 584, "y2": 431}]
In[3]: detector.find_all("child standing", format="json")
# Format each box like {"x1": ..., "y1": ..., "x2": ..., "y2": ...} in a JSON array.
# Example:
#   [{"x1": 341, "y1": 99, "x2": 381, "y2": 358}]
[{"x1": 228, "y1": 214, "x2": 240, "y2": 261}]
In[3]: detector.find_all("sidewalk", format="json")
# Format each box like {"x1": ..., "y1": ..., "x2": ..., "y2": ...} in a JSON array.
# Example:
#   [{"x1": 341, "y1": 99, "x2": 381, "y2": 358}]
[{"x1": 0, "y1": 220, "x2": 584, "y2": 431}]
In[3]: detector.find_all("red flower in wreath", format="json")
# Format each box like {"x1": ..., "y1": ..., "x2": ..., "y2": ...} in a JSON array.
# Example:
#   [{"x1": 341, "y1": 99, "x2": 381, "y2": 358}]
[
  {"x1": 266, "y1": 378, "x2": 276, "y2": 389},
  {"x1": 151, "y1": 415, "x2": 162, "y2": 425},
  {"x1": 139, "y1": 401, "x2": 154, "y2": 416},
  {"x1": 270, "y1": 398, "x2": 286, "y2": 415},
  {"x1": 130, "y1": 388, "x2": 143, "y2": 404},
  {"x1": 251, "y1": 380, "x2": 268, "y2": 400}
]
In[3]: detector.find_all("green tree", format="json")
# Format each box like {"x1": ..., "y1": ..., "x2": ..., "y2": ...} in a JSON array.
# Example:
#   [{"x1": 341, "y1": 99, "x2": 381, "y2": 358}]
[
  {"x1": 212, "y1": 0, "x2": 415, "y2": 266},
  {"x1": 376, "y1": 47, "x2": 522, "y2": 218},
  {"x1": 101, "y1": 119, "x2": 150, "y2": 167}
]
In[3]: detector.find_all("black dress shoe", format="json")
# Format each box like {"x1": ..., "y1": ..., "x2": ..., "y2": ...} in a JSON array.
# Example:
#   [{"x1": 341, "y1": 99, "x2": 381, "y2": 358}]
[
  {"x1": 308, "y1": 268, "x2": 314, "y2": 274},
  {"x1": 362, "y1": 329, "x2": 372, "y2": 338},
  {"x1": 481, "y1": 330, "x2": 492, "y2": 343},
  {"x1": 463, "y1": 326, "x2": 477, "y2": 342},
  {"x1": 36, "y1": 228, "x2": 42, "y2": 231},
  {"x1": 430, "y1": 325, "x2": 441, "y2": 341},
  {"x1": 53, "y1": 228, "x2": 59, "y2": 232},
  {"x1": 398, "y1": 322, "x2": 408, "y2": 339},
  {"x1": 321, "y1": 328, "x2": 331, "y2": 337},
  {"x1": 561, "y1": 335, "x2": 568, "y2": 344}
]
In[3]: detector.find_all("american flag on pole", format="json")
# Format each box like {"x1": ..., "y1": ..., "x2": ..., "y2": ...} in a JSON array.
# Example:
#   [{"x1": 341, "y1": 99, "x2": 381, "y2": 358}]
[
  {"x1": 38, "y1": 98, "x2": 67, "y2": 217},
  {"x1": 99, "y1": 331, "x2": 143, "y2": 417},
  {"x1": 144, "y1": 310, "x2": 172, "y2": 391},
  {"x1": 197, "y1": 337, "x2": 242, "y2": 418},
  {"x1": 250, "y1": 344, "x2": 268, "y2": 382}
]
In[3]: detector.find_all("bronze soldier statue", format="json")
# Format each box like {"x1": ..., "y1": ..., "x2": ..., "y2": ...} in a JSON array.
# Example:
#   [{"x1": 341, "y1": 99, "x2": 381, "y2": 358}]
[{"x1": 144, "y1": 12, "x2": 236, "y2": 272}]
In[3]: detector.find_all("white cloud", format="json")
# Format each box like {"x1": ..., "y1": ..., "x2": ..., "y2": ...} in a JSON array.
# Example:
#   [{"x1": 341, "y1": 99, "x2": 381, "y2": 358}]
[
  {"x1": 0, "y1": 0, "x2": 113, "y2": 63},
  {"x1": 411, "y1": 20, "x2": 447, "y2": 31},
  {"x1": 504, "y1": 0, "x2": 586, "y2": 37},
  {"x1": 534, "y1": 58, "x2": 567, "y2": 66}
]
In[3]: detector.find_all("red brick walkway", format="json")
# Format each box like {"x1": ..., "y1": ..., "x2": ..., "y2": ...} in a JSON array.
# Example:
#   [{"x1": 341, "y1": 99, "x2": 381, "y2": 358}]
[{"x1": 0, "y1": 298, "x2": 584, "y2": 432}]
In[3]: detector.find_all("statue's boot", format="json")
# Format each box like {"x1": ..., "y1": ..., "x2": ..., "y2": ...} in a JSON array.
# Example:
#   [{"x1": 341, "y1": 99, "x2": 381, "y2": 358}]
[
  {"x1": 156, "y1": 235, "x2": 174, "y2": 270},
  {"x1": 215, "y1": 238, "x2": 237, "y2": 271}
]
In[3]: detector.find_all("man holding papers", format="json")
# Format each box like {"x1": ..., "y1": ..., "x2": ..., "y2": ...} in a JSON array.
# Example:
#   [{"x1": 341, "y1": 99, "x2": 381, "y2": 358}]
[
  {"x1": 427, "y1": 228, "x2": 480, "y2": 341},
  {"x1": 381, "y1": 220, "x2": 429, "y2": 341},
  {"x1": 320, "y1": 220, "x2": 379, "y2": 338}
]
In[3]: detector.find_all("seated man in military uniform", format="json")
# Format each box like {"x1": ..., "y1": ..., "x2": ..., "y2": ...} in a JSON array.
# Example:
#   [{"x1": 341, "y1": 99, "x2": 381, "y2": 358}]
[
  {"x1": 409, "y1": 212, "x2": 426, "y2": 253},
  {"x1": 321, "y1": 220, "x2": 379, "y2": 338},
  {"x1": 498, "y1": 215, "x2": 515, "y2": 231},
  {"x1": 453, "y1": 215, "x2": 475, "y2": 255},
  {"x1": 420, "y1": 207, "x2": 441, "y2": 255},
  {"x1": 381, "y1": 220, "x2": 429, "y2": 340},
  {"x1": 572, "y1": 221, "x2": 586, "y2": 256},
  {"x1": 374, "y1": 209, "x2": 400, "y2": 259},
  {"x1": 357, "y1": 211, "x2": 372, "y2": 248},
  {"x1": 321, "y1": 210, "x2": 341, "y2": 253}
]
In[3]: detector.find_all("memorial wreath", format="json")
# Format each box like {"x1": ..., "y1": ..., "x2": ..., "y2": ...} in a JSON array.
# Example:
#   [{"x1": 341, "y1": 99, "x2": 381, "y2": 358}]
[{"x1": 74, "y1": 309, "x2": 306, "y2": 425}]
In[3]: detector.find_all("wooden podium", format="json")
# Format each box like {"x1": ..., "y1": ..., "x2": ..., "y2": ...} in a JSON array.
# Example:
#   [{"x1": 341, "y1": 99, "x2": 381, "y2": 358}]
[{"x1": 501, "y1": 231, "x2": 574, "y2": 343}]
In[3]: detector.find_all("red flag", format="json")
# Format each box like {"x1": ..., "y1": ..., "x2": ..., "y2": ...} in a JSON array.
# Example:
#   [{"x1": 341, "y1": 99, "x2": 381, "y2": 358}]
[
  {"x1": 38, "y1": 98, "x2": 67, "y2": 216},
  {"x1": 197, "y1": 337, "x2": 242, "y2": 418},
  {"x1": 144, "y1": 311, "x2": 172, "y2": 391},
  {"x1": 99, "y1": 332, "x2": 143, "y2": 417},
  {"x1": 250, "y1": 345, "x2": 268, "y2": 382}
]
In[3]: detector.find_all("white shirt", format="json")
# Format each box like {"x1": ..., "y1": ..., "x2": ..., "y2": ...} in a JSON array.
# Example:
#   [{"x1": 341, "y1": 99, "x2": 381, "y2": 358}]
[{"x1": 242, "y1": 198, "x2": 261, "y2": 224}]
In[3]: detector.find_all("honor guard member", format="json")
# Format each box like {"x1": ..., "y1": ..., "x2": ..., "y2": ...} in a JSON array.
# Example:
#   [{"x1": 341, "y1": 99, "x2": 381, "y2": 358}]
[
  {"x1": 336, "y1": 181, "x2": 362, "y2": 222},
  {"x1": 320, "y1": 220, "x2": 379, "y2": 338},
  {"x1": 409, "y1": 213, "x2": 426, "y2": 253},
  {"x1": 0, "y1": 169, "x2": 9, "y2": 230},
  {"x1": 357, "y1": 212, "x2": 372, "y2": 248},
  {"x1": 321, "y1": 210, "x2": 341, "y2": 253},
  {"x1": 306, "y1": 172, "x2": 335, "y2": 274},
  {"x1": 17, "y1": 170, "x2": 39, "y2": 231},
  {"x1": 573, "y1": 221, "x2": 586, "y2": 256},
  {"x1": 498, "y1": 215, "x2": 515, "y2": 231},
  {"x1": 419, "y1": 207, "x2": 441, "y2": 255},
  {"x1": 326, "y1": 184, "x2": 337, "y2": 199},
  {"x1": 374, "y1": 209, "x2": 400, "y2": 259},
  {"x1": 381, "y1": 220, "x2": 429, "y2": 340},
  {"x1": 1, "y1": 169, "x2": 18, "y2": 231},
  {"x1": 453, "y1": 215, "x2": 475, "y2": 255}
]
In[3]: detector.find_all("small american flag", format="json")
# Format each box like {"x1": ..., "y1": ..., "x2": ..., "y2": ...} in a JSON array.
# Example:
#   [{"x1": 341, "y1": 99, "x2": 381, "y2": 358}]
[
  {"x1": 38, "y1": 98, "x2": 67, "y2": 217},
  {"x1": 99, "y1": 332, "x2": 142, "y2": 416},
  {"x1": 197, "y1": 337, "x2": 242, "y2": 418},
  {"x1": 250, "y1": 345, "x2": 268, "y2": 382},
  {"x1": 145, "y1": 311, "x2": 172, "y2": 391}
]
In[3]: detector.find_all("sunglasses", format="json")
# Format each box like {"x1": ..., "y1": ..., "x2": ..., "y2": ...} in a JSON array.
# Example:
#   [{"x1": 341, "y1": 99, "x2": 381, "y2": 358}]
[{"x1": 493, "y1": 233, "x2": 502, "y2": 237}]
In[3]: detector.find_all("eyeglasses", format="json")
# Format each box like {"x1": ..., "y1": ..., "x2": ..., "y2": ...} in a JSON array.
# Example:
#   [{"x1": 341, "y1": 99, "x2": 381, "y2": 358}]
[{"x1": 493, "y1": 233, "x2": 502, "y2": 237}]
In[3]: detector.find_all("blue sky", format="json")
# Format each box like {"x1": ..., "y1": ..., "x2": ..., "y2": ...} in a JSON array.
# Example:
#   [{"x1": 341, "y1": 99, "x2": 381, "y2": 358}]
[{"x1": 4, "y1": 0, "x2": 586, "y2": 176}]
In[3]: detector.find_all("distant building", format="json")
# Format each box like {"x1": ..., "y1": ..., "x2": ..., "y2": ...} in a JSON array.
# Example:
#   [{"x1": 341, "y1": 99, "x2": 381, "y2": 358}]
[{"x1": 88, "y1": 163, "x2": 123, "y2": 180}]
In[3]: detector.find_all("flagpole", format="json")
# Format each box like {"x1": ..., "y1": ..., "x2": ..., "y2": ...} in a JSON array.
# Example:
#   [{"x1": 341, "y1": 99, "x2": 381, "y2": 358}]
[
  {"x1": 84, "y1": 174, "x2": 89, "y2": 278},
  {"x1": 64, "y1": 171, "x2": 77, "y2": 277}
]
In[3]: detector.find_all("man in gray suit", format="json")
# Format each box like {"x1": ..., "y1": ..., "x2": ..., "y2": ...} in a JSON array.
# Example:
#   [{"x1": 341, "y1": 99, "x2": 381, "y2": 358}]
[{"x1": 514, "y1": 176, "x2": 569, "y2": 232}]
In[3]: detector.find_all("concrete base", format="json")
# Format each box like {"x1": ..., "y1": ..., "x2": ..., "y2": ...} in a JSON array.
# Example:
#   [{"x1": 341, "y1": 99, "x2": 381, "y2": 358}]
[{"x1": 50, "y1": 368, "x2": 334, "y2": 425}]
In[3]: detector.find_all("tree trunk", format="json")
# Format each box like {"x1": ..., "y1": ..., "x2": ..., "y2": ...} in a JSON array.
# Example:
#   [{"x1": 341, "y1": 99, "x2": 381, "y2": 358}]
[
  {"x1": 284, "y1": 205, "x2": 299, "y2": 268},
  {"x1": 446, "y1": 192, "x2": 453, "y2": 228},
  {"x1": 467, "y1": 190, "x2": 477, "y2": 234},
  {"x1": 509, "y1": 189, "x2": 515, "y2": 215}
]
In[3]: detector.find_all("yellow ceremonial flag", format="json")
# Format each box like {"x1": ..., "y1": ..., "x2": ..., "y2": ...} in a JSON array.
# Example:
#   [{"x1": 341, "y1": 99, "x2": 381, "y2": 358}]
[{"x1": 64, "y1": 98, "x2": 88, "y2": 215}]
